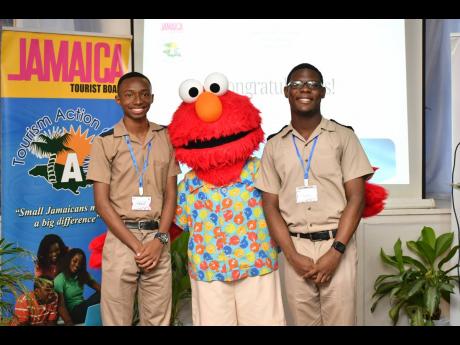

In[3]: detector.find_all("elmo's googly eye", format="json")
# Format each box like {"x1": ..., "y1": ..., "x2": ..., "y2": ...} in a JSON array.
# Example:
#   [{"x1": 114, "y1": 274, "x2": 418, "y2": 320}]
[
  {"x1": 204, "y1": 73, "x2": 228, "y2": 96},
  {"x1": 179, "y1": 79, "x2": 203, "y2": 103}
]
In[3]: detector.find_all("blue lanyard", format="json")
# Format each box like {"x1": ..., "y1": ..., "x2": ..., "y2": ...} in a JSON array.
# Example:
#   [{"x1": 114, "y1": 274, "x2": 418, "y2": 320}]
[
  {"x1": 124, "y1": 135, "x2": 152, "y2": 196},
  {"x1": 292, "y1": 134, "x2": 318, "y2": 186}
]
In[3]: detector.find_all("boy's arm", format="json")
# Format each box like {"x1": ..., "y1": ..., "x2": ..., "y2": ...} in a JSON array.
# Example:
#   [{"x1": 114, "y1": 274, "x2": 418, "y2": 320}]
[
  {"x1": 313, "y1": 176, "x2": 366, "y2": 284},
  {"x1": 135, "y1": 175, "x2": 177, "y2": 271},
  {"x1": 93, "y1": 181, "x2": 143, "y2": 255}
]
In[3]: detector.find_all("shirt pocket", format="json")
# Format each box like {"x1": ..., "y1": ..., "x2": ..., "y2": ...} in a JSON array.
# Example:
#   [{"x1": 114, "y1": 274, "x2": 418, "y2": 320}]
[
  {"x1": 149, "y1": 159, "x2": 170, "y2": 194},
  {"x1": 310, "y1": 144, "x2": 342, "y2": 179}
]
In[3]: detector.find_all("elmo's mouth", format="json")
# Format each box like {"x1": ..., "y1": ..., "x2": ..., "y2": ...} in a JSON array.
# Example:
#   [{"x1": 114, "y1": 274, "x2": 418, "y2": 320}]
[{"x1": 183, "y1": 130, "x2": 253, "y2": 149}]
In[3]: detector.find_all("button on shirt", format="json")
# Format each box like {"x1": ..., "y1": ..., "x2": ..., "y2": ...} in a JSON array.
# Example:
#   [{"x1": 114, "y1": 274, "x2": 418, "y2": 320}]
[
  {"x1": 175, "y1": 157, "x2": 279, "y2": 282},
  {"x1": 254, "y1": 117, "x2": 374, "y2": 233}
]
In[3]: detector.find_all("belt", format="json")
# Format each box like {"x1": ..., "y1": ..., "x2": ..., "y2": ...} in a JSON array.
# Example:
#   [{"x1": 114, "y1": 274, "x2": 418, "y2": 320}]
[
  {"x1": 124, "y1": 220, "x2": 159, "y2": 231},
  {"x1": 289, "y1": 229, "x2": 337, "y2": 241}
]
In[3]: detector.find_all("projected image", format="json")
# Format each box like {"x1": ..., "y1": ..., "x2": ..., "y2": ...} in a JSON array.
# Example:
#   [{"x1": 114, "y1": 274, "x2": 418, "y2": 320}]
[
  {"x1": 142, "y1": 19, "x2": 410, "y2": 185},
  {"x1": 361, "y1": 139, "x2": 396, "y2": 183}
]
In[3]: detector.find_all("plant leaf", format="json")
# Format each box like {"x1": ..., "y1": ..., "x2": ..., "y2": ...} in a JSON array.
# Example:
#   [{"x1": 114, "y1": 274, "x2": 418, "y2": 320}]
[
  {"x1": 438, "y1": 245, "x2": 459, "y2": 269},
  {"x1": 416, "y1": 241, "x2": 435, "y2": 265},
  {"x1": 402, "y1": 256, "x2": 427, "y2": 273},
  {"x1": 373, "y1": 281, "x2": 400, "y2": 297},
  {"x1": 440, "y1": 282, "x2": 454, "y2": 294},
  {"x1": 371, "y1": 294, "x2": 388, "y2": 313},
  {"x1": 393, "y1": 239, "x2": 404, "y2": 272},
  {"x1": 374, "y1": 274, "x2": 399, "y2": 289},
  {"x1": 424, "y1": 286, "x2": 440, "y2": 318},
  {"x1": 407, "y1": 241, "x2": 430, "y2": 264},
  {"x1": 389, "y1": 300, "x2": 405, "y2": 325},
  {"x1": 421, "y1": 226, "x2": 436, "y2": 249},
  {"x1": 407, "y1": 280, "x2": 425, "y2": 298},
  {"x1": 435, "y1": 232, "x2": 454, "y2": 258},
  {"x1": 406, "y1": 305, "x2": 425, "y2": 326},
  {"x1": 380, "y1": 248, "x2": 399, "y2": 269},
  {"x1": 390, "y1": 286, "x2": 402, "y2": 299}
]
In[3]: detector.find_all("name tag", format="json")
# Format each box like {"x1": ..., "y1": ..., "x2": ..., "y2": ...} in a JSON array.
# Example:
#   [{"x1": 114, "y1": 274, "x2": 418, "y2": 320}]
[
  {"x1": 132, "y1": 196, "x2": 152, "y2": 210},
  {"x1": 296, "y1": 185, "x2": 318, "y2": 203}
]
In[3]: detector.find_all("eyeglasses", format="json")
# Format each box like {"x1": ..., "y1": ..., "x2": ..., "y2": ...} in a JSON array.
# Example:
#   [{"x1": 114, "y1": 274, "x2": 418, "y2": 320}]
[{"x1": 287, "y1": 80, "x2": 323, "y2": 90}]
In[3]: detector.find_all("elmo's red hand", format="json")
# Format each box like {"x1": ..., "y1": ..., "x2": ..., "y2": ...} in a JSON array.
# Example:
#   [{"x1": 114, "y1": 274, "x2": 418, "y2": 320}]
[
  {"x1": 362, "y1": 167, "x2": 388, "y2": 218},
  {"x1": 88, "y1": 232, "x2": 107, "y2": 269}
]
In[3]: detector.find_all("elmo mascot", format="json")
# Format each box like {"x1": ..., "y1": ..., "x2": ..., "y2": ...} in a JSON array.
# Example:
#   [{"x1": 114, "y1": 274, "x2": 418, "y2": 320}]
[{"x1": 169, "y1": 72, "x2": 286, "y2": 325}]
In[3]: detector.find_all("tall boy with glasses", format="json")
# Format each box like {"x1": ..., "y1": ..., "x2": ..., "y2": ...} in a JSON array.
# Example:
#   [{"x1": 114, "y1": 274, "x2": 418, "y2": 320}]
[{"x1": 255, "y1": 63, "x2": 373, "y2": 325}]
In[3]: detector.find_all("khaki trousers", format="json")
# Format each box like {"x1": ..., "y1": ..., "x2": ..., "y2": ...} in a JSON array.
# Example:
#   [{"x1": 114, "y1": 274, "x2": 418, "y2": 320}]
[
  {"x1": 284, "y1": 235, "x2": 357, "y2": 326},
  {"x1": 101, "y1": 229, "x2": 172, "y2": 326},
  {"x1": 191, "y1": 270, "x2": 286, "y2": 326}
]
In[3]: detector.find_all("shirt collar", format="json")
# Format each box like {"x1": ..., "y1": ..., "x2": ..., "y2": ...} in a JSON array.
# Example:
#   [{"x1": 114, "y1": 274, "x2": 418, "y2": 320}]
[
  {"x1": 281, "y1": 116, "x2": 336, "y2": 142},
  {"x1": 113, "y1": 119, "x2": 164, "y2": 138}
]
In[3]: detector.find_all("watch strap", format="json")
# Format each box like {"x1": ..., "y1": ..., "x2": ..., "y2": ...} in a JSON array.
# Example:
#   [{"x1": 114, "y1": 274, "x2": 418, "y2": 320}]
[
  {"x1": 332, "y1": 240, "x2": 346, "y2": 254},
  {"x1": 154, "y1": 232, "x2": 169, "y2": 245}
]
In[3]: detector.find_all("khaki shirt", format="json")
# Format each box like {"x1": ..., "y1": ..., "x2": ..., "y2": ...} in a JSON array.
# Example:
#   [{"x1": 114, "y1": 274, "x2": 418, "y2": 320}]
[
  {"x1": 254, "y1": 117, "x2": 374, "y2": 233},
  {"x1": 87, "y1": 119, "x2": 181, "y2": 222}
]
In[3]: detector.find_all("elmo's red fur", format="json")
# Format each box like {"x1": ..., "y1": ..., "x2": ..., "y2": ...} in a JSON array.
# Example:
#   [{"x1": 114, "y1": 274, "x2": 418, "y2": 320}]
[{"x1": 169, "y1": 90, "x2": 264, "y2": 186}]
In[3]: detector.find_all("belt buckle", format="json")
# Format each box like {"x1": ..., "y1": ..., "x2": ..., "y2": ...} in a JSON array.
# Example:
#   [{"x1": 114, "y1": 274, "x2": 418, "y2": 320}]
[
  {"x1": 310, "y1": 234, "x2": 322, "y2": 242},
  {"x1": 310, "y1": 231, "x2": 328, "y2": 242},
  {"x1": 138, "y1": 220, "x2": 146, "y2": 230}
]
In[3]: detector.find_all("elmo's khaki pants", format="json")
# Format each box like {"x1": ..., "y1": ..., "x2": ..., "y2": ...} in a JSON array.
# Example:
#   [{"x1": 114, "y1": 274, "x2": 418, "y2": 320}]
[{"x1": 191, "y1": 270, "x2": 286, "y2": 326}]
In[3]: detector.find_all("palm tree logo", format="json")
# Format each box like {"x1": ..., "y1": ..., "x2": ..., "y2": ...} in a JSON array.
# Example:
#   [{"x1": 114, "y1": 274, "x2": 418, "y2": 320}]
[
  {"x1": 30, "y1": 130, "x2": 73, "y2": 184},
  {"x1": 28, "y1": 126, "x2": 94, "y2": 194}
]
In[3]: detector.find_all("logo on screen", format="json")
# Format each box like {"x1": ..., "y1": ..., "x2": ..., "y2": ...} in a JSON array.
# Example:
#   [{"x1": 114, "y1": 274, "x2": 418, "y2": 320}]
[{"x1": 163, "y1": 42, "x2": 181, "y2": 57}]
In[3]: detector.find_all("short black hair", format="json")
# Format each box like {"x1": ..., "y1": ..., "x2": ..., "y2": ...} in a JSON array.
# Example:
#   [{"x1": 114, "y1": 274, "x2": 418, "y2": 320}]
[
  {"x1": 286, "y1": 63, "x2": 323, "y2": 84},
  {"x1": 117, "y1": 71, "x2": 151, "y2": 90}
]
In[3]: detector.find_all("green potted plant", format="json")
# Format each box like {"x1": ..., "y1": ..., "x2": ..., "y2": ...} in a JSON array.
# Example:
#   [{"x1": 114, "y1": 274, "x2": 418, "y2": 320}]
[
  {"x1": 371, "y1": 226, "x2": 459, "y2": 326},
  {"x1": 0, "y1": 238, "x2": 35, "y2": 325}
]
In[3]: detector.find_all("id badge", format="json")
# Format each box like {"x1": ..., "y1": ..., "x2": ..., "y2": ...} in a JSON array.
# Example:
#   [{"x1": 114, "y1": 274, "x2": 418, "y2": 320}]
[
  {"x1": 295, "y1": 185, "x2": 318, "y2": 203},
  {"x1": 132, "y1": 196, "x2": 152, "y2": 210}
]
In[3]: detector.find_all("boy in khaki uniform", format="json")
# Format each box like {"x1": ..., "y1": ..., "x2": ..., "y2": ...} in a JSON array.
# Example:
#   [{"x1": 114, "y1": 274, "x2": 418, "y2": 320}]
[
  {"x1": 87, "y1": 72, "x2": 180, "y2": 326},
  {"x1": 255, "y1": 63, "x2": 374, "y2": 325}
]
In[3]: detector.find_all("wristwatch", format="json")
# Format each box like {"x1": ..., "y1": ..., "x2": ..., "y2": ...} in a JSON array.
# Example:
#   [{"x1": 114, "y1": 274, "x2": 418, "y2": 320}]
[
  {"x1": 331, "y1": 240, "x2": 346, "y2": 254},
  {"x1": 154, "y1": 232, "x2": 169, "y2": 245}
]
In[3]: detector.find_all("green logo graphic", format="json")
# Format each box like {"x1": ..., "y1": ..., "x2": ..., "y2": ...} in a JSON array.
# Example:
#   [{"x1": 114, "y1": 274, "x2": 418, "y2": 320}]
[
  {"x1": 28, "y1": 126, "x2": 94, "y2": 194},
  {"x1": 163, "y1": 42, "x2": 181, "y2": 57}
]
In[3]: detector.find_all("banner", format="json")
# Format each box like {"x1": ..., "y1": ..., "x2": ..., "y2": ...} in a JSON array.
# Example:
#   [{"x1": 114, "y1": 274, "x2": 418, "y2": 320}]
[{"x1": 1, "y1": 29, "x2": 131, "y2": 300}]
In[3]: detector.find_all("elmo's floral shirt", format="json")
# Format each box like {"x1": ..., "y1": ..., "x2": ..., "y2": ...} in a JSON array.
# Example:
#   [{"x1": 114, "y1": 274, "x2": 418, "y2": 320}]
[{"x1": 175, "y1": 157, "x2": 279, "y2": 282}]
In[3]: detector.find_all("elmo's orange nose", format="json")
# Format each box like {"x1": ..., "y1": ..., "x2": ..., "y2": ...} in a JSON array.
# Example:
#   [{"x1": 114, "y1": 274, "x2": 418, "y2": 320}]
[{"x1": 195, "y1": 91, "x2": 222, "y2": 122}]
